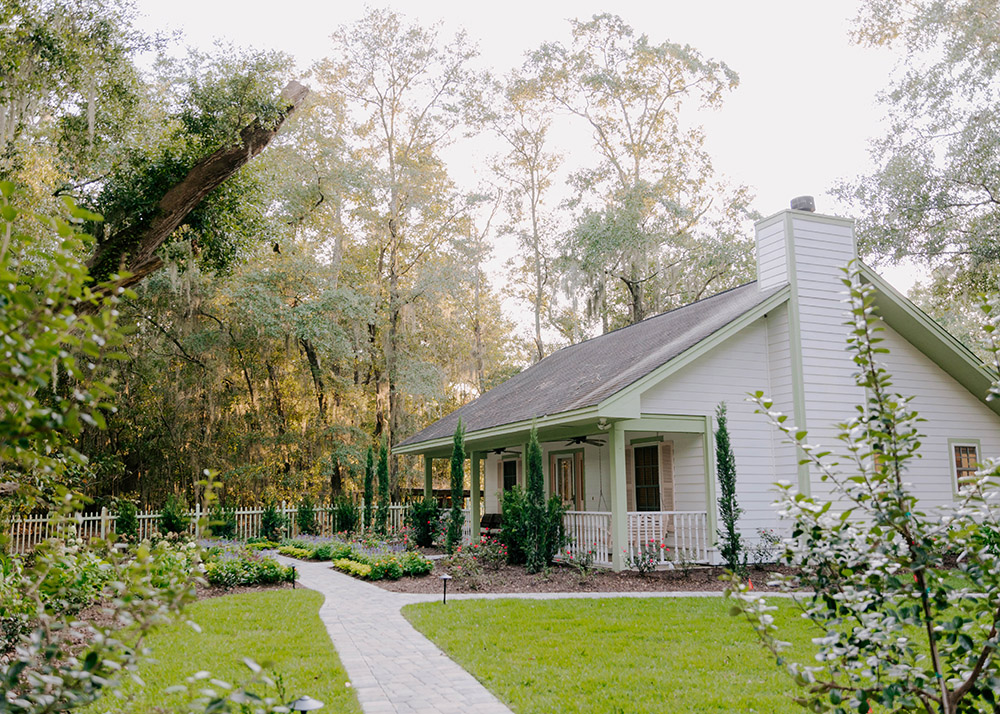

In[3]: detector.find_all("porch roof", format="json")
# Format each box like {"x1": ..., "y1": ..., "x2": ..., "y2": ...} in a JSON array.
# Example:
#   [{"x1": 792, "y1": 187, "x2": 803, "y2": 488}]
[{"x1": 396, "y1": 281, "x2": 786, "y2": 454}]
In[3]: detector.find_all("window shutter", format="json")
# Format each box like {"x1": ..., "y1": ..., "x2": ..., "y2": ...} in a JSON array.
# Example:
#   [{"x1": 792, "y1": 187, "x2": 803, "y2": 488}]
[
  {"x1": 516, "y1": 458, "x2": 523, "y2": 487},
  {"x1": 549, "y1": 454, "x2": 557, "y2": 497},
  {"x1": 575, "y1": 451, "x2": 585, "y2": 510},
  {"x1": 625, "y1": 446, "x2": 635, "y2": 512},
  {"x1": 658, "y1": 441, "x2": 675, "y2": 513},
  {"x1": 658, "y1": 442, "x2": 675, "y2": 534}
]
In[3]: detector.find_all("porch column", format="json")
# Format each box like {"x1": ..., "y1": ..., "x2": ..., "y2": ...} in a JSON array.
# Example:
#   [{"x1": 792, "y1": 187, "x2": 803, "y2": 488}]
[
  {"x1": 609, "y1": 422, "x2": 628, "y2": 572},
  {"x1": 423, "y1": 455, "x2": 433, "y2": 500},
  {"x1": 471, "y1": 452, "x2": 482, "y2": 541}
]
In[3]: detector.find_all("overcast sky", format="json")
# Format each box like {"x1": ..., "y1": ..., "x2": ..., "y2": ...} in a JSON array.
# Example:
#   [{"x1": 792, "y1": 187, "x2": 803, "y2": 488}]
[{"x1": 133, "y1": 1, "x2": 917, "y2": 291}]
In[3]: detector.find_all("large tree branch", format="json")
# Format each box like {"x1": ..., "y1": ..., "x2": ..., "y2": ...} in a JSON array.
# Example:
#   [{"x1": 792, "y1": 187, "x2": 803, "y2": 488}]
[{"x1": 87, "y1": 80, "x2": 310, "y2": 287}]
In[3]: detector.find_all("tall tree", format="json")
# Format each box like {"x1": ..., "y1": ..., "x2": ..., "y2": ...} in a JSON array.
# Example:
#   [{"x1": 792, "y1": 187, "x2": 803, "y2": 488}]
[
  {"x1": 532, "y1": 14, "x2": 755, "y2": 330},
  {"x1": 314, "y1": 8, "x2": 479, "y2": 450},
  {"x1": 837, "y1": 0, "x2": 1000, "y2": 305},
  {"x1": 485, "y1": 73, "x2": 563, "y2": 361}
]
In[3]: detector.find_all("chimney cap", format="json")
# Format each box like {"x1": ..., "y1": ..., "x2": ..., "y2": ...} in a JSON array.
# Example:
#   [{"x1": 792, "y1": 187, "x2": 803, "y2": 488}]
[{"x1": 790, "y1": 195, "x2": 816, "y2": 212}]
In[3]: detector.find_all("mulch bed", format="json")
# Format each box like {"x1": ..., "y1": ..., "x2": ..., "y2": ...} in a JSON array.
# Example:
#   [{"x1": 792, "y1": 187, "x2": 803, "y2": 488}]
[{"x1": 373, "y1": 560, "x2": 793, "y2": 595}]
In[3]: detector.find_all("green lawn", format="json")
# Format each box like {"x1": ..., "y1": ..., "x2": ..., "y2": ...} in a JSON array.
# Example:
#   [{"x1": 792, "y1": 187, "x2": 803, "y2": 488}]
[
  {"x1": 404, "y1": 596, "x2": 816, "y2": 714},
  {"x1": 87, "y1": 589, "x2": 361, "y2": 714}
]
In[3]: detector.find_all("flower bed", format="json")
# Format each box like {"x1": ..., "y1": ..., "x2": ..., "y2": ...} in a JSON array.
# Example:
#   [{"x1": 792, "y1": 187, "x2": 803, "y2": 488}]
[{"x1": 203, "y1": 544, "x2": 296, "y2": 588}]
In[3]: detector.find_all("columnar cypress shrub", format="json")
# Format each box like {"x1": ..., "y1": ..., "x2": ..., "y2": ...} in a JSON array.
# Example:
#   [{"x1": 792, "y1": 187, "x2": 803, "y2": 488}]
[
  {"x1": 525, "y1": 426, "x2": 547, "y2": 573},
  {"x1": 114, "y1": 501, "x2": 139, "y2": 541},
  {"x1": 296, "y1": 495, "x2": 318, "y2": 536},
  {"x1": 158, "y1": 495, "x2": 189, "y2": 535},
  {"x1": 716, "y1": 401, "x2": 745, "y2": 575},
  {"x1": 259, "y1": 500, "x2": 287, "y2": 542},
  {"x1": 445, "y1": 420, "x2": 465, "y2": 553},
  {"x1": 363, "y1": 446, "x2": 374, "y2": 531},
  {"x1": 376, "y1": 441, "x2": 389, "y2": 535}
]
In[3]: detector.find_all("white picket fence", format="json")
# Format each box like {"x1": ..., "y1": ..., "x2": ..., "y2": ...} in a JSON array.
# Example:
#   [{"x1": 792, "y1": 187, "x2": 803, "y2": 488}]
[
  {"x1": 560, "y1": 510, "x2": 710, "y2": 568},
  {"x1": 5, "y1": 501, "x2": 419, "y2": 554}
]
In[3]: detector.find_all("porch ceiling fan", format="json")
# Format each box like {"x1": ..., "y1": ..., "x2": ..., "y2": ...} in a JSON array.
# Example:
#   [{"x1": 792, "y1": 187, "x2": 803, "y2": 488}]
[
  {"x1": 490, "y1": 447, "x2": 521, "y2": 456},
  {"x1": 565, "y1": 435, "x2": 606, "y2": 447}
]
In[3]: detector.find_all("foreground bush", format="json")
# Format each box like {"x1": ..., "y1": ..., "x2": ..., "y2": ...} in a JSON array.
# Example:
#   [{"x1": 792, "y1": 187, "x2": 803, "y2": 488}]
[{"x1": 730, "y1": 266, "x2": 1000, "y2": 714}]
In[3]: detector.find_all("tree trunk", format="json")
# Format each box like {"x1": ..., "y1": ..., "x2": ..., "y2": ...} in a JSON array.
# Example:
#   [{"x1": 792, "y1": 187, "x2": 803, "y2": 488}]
[{"x1": 87, "y1": 81, "x2": 309, "y2": 286}]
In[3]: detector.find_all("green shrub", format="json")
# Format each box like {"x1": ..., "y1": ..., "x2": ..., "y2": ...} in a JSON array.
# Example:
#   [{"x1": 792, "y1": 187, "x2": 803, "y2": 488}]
[
  {"x1": 331, "y1": 494, "x2": 359, "y2": 534},
  {"x1": 400, "y1": 551, "x2": 433, "y2": 577},
  {"x1": 245, "y1": 540, "x2": 278, "y2": 550},
  {"x1": 114, "y1": 501, "x2": 139, "y2": 541},
  {"x1": 276, "y1": 545, "x2": 313, "y2": 559},
  {"x1": 158, "y1": 495, "x2": 190, "y2": 535},
  {"x1": 499, "y1": 488, "x2": 529, "y2": 565},
  {"x1": 310, "y1": 543, "x2": 333, "y2": 560},
  {"x1": 405, "y1": 498, "x2": 440, "y2": 547},
  {"x1": 208, "y1": 502, "x2": 237, "y2": 539},
  {"x1": 499, "y1": 486, "x2": 566, "y2": 569},
  {"x1": 469, "y1": 536, "x2": 507, "y2": 571},
  {"x1": 333, "y1": 558, "x2": 372, "y2": 579},
  {"x1": 296, "y1": 496, "x2": 318, "y2": 536},
  {"x1": 328, "y1": 542, "x2": 357, "y2": 561},
  {"x1": 369, "y1": 555, "x2": 404, "y2": 581},
  {"x1": 259, "y1": 501, "x2": 287, "y2": 542},
  {"x1": 204, "y1": 550, "x2": 295, "y2": 588}
]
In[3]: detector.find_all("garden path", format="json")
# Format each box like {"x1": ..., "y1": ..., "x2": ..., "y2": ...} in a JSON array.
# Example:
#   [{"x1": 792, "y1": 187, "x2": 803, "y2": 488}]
[{"x1": 282, "y1": 557, "x2": 514, "y2": 714}]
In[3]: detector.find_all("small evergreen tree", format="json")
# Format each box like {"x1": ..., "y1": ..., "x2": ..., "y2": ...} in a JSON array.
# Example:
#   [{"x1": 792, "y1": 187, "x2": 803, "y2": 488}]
[
  {"x1": 445, "y1": 420, "x2": 466, "y2": 552},
  {"x1": 525, "y1": 426, "x2": 547, "y2": 573},
  {"x1": 158, "y1": 495, "x2": 189, "y2": 535},
  {"x1": 296, "y1": 496, "x2": 318, "y2": 536},
  {"x1": 330, "y1": 494, "x2": 359, "y2": 534},
  {"x1": 375, "y1": 441, "x2": 390, "y2": 535},
  {"x1": 114, "y1": 501, "x2": 139, "y2": 541},
  {"x1": 716, "y1": 402, "x2": 746, "y2": 575},
  {"x1": 363, "y1": 446, "x2": 374, "y2": 531},
  {"x1": 208, "y1": 501, "x2": 237, "y2": 539},
  {"x1": 259, "y1": 500, "x2": 287, "y2": 542}
]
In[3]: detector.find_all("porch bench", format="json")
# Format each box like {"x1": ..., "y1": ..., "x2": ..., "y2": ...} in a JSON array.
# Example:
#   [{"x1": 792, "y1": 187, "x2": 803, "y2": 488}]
[{"x1": 480, "y1": 513, "x2": 503, "y2": 537}]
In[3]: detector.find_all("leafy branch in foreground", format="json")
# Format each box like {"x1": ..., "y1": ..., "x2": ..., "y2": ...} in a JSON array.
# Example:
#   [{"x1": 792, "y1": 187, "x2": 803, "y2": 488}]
[{"x1": 729, "y1": 262, "x2": 1000, "y2": 714}]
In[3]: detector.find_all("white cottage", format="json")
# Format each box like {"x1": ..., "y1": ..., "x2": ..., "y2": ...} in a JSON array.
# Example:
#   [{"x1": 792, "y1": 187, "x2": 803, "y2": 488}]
[{"x1": 394, "y1": 201, "x2": 1000, "y2": 570}]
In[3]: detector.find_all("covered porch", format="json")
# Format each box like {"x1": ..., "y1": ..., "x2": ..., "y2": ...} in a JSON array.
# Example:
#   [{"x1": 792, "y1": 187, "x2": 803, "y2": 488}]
[{"x1": 403, "y1": 413, "x2": 718, "y2": 571}]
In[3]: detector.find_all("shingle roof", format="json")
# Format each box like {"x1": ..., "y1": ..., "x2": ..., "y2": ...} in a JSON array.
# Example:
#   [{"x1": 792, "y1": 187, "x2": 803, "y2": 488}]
[{"x1": 397, "y1": 281, "x2": 785, "y2": 448}]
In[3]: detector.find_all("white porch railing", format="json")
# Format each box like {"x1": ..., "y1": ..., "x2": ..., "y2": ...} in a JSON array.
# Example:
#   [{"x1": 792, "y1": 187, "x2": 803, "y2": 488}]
[
  {"x1": 560, "y1": 510, "x2": 710, "y2": 567},
  {"x1": 627, "y1": 511, "x2": 709, "y2": 564},
  {"x1": 563, "y1": 511, "x2": 613, "y2": 567}
]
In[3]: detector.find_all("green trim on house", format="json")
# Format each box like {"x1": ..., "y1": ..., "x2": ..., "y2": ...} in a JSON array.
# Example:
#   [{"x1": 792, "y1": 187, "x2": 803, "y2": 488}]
[
  {"x1": 703, "y1": 413, "x2": 718, "y2": 547},
  {"x1": 860, "y1": 266, "x2": 1000, "y2": 418},
  {"x1": 547, "y1": 448, "x2": 585, "y2": 458},
  {"x1": 392, "y1": 406, "x2": 603, "y2": 456},
  {"x1": 783, "y1": 211, "x2": 812, "y2": 496},
  {"x1": 631, "y1": 415, "x2": 707, "y2": 432},
  {"x1": 948, "y1": 437, "x2": 982, "y2": 499},
  {"x1": 597, "y1": 286, "x2": 792, "y2": 415},
  {"x1": 628, "y1": 436, "x2": 663, "y2": 445},
  {"x1": 423, "y1": 456, "x2": 433, "y2": 499}
]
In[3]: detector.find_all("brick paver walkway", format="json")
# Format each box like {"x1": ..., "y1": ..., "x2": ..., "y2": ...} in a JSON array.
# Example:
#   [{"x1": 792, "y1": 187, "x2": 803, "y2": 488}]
[{"x1": 285, "y1": 558, "x2": 513, "y2": 714}]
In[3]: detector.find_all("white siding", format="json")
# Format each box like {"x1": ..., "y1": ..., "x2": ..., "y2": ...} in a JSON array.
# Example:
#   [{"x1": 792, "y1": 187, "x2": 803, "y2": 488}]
[
  {"x1": 789, "y1": 217, "x2": 866, "y2": 502},
  {"x1": 640, "y1": 319, "x2": 785, "y2": 537},
  {"x1": 880, "y1": 322, "x2": 1000, "y2": 505},
  {"x1": 756, "y1": 215, "x2": 789, "y2": 290}
]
